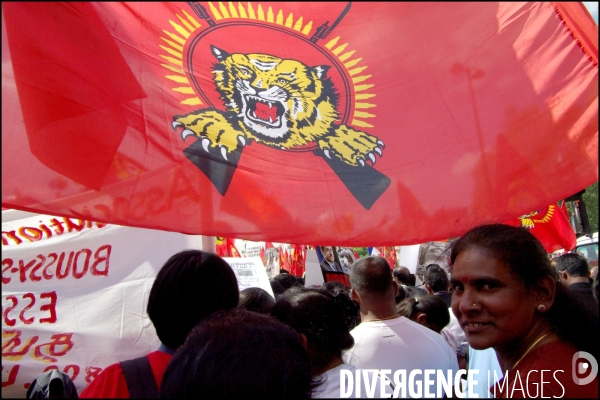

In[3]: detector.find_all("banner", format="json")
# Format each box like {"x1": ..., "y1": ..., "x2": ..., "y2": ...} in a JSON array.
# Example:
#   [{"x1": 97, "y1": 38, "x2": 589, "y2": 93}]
[
  {"x1": 2, "y1": 3, "x2": 598, "y2": 246},
  {"x1": 1, "y1": 211, "x2": 269, "y2": 397}
]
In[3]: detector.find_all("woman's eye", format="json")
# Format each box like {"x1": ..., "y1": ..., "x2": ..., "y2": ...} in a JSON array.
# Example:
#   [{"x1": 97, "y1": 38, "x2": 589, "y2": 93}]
[
  {"x1": 453, "y1": 285, "x2": 464, "y2": 294},
  {"x1": 481, "y1": 283, "x2": 496, "y2": 291}
]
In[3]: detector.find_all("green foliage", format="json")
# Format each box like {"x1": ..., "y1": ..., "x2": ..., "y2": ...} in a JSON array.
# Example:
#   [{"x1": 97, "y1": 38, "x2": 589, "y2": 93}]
[
  {"x1": 583, "y1": 181, "x2": 598, "y2": 233},
  {"x1": 352, "y1": 247, "x2": 369, "y2": 258},
  {"x1": 564, "y1": 181, "x2": 598, "y2": 234}
]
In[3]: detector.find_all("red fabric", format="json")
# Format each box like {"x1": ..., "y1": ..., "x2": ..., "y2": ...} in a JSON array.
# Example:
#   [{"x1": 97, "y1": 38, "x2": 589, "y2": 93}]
[
  {"x1": 377, "y1": 246, "x2": 397, "y2": 269},
  {"x1": 505, "y1": 203, "x2": 577, "y2": 252},
  {"x1": 492, "y1": 340, "x2": 598, "y2": 398},
  {"x1": 80, "y1": 350, "x2": 172, "y2": 398},
  {"x1": 290, "y1": 244, "x2": 306, "y2": 277},
  {"x1": 216, "y1": 237, "x2": 240, "y2": 257},
  {"x1": 226, "y1": 238, "x2": 241, "y2": 257},
  {"x1": 2, "y1": 3, "x2": 597, "y2": 245}
]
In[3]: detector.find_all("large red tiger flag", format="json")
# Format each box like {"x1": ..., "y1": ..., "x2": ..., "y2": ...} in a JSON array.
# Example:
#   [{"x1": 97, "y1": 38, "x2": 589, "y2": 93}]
[{"x1": 2, "y1": 3, "x2": 597, "y2": 246}]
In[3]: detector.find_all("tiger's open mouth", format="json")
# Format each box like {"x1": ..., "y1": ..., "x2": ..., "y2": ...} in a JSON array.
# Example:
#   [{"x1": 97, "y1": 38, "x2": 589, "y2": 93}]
[{"x1": 244, "y1": 95, "x2": 285, "y2": 128}]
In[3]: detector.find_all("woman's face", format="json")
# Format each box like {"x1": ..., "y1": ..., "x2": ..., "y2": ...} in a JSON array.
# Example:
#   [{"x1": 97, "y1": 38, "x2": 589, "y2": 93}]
[{"x1": 450, "y1": 247, "x2": 538, "y2": 352}]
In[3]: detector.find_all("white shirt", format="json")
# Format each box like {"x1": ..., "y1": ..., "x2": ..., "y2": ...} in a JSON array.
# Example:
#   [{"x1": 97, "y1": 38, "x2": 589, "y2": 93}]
[
  {"x1": 343, "y1": 316, "x2": 459, "y2": 398},
  {"x1": 446, "y1": 309, "x2": 467, "y2": 343}
]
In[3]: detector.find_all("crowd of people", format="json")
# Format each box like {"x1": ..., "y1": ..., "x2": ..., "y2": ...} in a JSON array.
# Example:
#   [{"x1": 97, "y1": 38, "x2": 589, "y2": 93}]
[{"x1": 28, "y1": 224, "x2": 599, "y2": 398}]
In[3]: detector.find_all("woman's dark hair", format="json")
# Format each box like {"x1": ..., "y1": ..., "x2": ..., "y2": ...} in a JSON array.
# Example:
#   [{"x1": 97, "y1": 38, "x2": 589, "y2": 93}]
[
  {"x1": 396, "y1": 295, "x2": 450, "y2": 333},
  {"x1": 450, "y1": 224, "x2": 599, "y2": 359},
  {"x1": 274, "y1": 273, "x2": 298, "y2": 290},
  {"x1": 271, "y1": 287, "x2": 357, "y2": 375},
  {"x1": 270, "y1": 279, "x2": 285, "y2": 296},
  {"x1": 322, "y1": 281, "x2": 361, "y2": 328},
  {"x1": 237, "y1": 287, "x2": 276, "y2": 314},
  {"x1": 160, "y1": 309, "x2": 313, "y2": 399},
  {"x1": 147, "y1": 250, "x2": 239, "y2": 349},
  {"x1": 322, "y1": 280, "x2": 349, "y2": 296}
]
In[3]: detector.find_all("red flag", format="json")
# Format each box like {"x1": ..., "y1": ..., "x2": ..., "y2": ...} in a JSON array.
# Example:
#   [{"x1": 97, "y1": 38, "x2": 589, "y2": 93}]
[
  {"x1": 279, "y1": 246, "x2": 284, "y2": 268},
  {"x1": 259, "y1": 247, "x2": 265, "y2": 266},
  {"x1": 227, "y1": 238, "x2": 241, "y2": 257},
  {"x1": 216, "y1": 237, "x2": 240, "y2": 257},
  {"x1": 2, "y1": 3, "x2": 597, "y2": 246},
  {"x1": 505, "y1": 204, "x2": 577, "y2": 253},
  {"x1": 215, "y1": 237, "x2": 227, "y2": 257},
  {"x1": 378, "y1": 246, "x2": 397, "y2": 270},
  {"x1": 290, "y1": 244, "x2": 306, "y2": 276}
]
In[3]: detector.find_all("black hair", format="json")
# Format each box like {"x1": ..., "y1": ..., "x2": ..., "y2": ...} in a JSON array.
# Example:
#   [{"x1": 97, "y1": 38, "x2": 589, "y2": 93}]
[
  {"x1": 395, "y1": 285, "x2": 407, "y2": 304},
  {"x1": 396, "y1": 295, "x2": 450, "y2": 333},
  {"x1": 450, "y1": 224, "x2": 599, "y2": 360},
  {"x1": 322, "y1": 281, "x2": 360, "y2": 328},
  {"x1": 271, "y1": 287, "x2": 357, "y2": 376},
  {"x1": 147, "y1": 250, "x2": 239, "y2": 349},
  {"x1": 393, "y1": 266, "x2": 412, "y2": 285},
  {"x1": 350, "y1": 256, "x2": 393, "y2": 296},
  {"x1": 270, "y1": 279, "x2": 285, "y2": 296},
  {"x1": 424, "y1": 264, "x2": 450, "y2": 293},
  {"x1": 237, "y1": 287, "x2": 276, "y2": 314},
  {"x1": 160, "y1": 309, "x2": 313, "y2": 399},
  {"x1": 274, "y1": 273, "x2": 298, "y2": 290},
  {"x1": 322, "y1": 280, "x2": 349, "y2": 296},
  {"x1": 557, "y1": 253, "x2": 590, "y2": 277}
]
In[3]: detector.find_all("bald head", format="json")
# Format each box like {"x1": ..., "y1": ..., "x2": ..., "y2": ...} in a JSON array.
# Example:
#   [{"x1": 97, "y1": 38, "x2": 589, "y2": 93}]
[
  {"x1": 393, "y1": 266, "x2": 411, "y2": 285},
  {"x1": 350, "y1": 257, "x2": 393, "y2": 296}
]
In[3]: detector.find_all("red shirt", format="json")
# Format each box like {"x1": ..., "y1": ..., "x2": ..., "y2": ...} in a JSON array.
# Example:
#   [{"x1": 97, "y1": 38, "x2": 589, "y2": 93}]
[
  {"x1": 80, "y1": 350, "x2": 172, "y2": 398},
  {"x1": 492, "y1": 340, "x2": 598, "y2": 398}
]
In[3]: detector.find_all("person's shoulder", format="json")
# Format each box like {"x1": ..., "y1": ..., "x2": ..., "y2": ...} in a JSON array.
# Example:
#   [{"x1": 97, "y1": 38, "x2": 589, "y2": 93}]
[
  {"x1": 509, "y1": 341, "x2": 598, "y2": 399},
  {"x1": 79, "y1": 361, "x2": 128, "y2": 398},
  {"x1": 397, "y1": 318, "x2": 457, "y2": 352}
]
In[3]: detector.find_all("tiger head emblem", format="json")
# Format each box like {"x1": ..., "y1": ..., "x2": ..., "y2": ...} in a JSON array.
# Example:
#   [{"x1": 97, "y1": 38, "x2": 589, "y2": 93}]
[{"x1": 172, "y1": 46, "x2": 384, "y2": 167}]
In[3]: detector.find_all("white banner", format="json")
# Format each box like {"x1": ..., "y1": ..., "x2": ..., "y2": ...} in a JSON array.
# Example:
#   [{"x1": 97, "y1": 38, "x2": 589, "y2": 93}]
[{"x1": 1, "y1": 210, "x2": 270, "y2": 397}]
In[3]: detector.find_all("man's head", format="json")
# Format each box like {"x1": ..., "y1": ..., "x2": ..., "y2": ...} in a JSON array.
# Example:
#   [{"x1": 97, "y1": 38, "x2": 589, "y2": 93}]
[
  {"x1": 147, "y1": 250, "x2": 239, "y2": 349},
  {"x1": 350, "y1": 256, "x2": 396, "y2": 309},
  {"x1": 557, "y1": 253, "x2": 590, "y2": 285},
  {"x1": 393, "y1": 266, "x2": 411, "y2": 285},
  {"x1": 321, "y1": 246, "x2": 335, "y2": 263},
  {"x1": 423, "y1": 264, "x2": 450, "y2": 294}
]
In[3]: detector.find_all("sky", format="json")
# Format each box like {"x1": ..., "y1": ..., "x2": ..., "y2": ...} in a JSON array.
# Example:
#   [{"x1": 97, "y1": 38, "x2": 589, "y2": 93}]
[{"x1": 582, "y1": 2, "x2": 598, "y2": 24}]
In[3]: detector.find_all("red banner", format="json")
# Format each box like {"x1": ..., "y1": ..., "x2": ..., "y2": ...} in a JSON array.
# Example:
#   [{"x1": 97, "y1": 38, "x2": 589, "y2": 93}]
[
  {"x1": 2, "y1": 3, "x2": 597, "y2": 246},
  {"x1": 505, "y1": 203, "x2": 577, "y2": 253}
]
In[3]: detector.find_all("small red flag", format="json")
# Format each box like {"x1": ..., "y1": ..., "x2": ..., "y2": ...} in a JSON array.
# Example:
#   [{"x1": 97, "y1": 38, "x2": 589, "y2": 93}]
[
  {"x1": 227, "y1": 238, "x2": 241, "y2": 258},
  {"x1": 505, "y1": 204, "x2": 577, "y2": 253}
]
